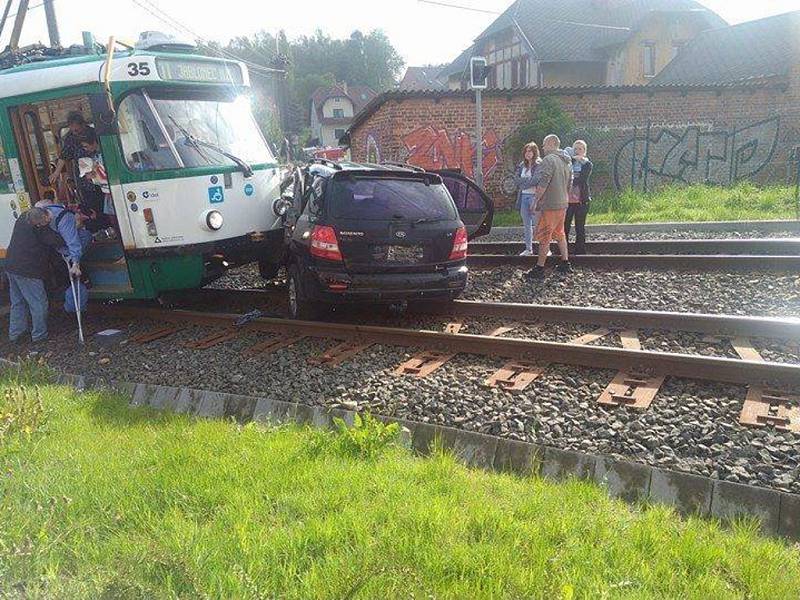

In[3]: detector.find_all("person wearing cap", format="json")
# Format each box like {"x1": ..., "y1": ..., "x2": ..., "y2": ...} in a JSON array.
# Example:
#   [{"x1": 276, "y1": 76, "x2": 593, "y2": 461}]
[{"x1": 5, "y1": 208, "x2": 66, "y2": 345}]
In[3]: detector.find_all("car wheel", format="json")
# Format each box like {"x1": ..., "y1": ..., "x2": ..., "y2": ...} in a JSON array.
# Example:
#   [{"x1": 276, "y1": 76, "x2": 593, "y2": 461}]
[
  {"x1": 287, "y1": 264, "x2": 322, "y2": 320},
  {"x1": 258, "y1": 260, "x2": 281, "y2": 280}
]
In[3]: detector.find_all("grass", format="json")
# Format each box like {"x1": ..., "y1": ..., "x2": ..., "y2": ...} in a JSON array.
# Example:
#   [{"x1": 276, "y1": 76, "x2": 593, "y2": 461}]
[
  {"x1": 2, "y1": 368, "x2": 800, "y2": 598},
  {"x1": 492, "y1": 183, "x2": 799, "y2": 227}
]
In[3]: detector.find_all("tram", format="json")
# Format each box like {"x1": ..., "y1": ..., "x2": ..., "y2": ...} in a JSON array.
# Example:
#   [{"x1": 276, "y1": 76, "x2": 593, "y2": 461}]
[{"x1": 0, "y1": 33, "x2": 284, "y2": 299}]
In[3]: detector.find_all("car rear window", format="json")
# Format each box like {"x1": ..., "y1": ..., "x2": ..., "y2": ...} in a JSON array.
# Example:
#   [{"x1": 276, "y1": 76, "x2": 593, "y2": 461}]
[{"x1": 329, "y1": 177, "x2": 458, "y2": 221}]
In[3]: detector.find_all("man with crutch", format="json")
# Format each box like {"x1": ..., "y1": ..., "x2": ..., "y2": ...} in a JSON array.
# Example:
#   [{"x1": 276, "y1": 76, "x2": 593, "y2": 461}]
[{"x1": 5, "y1": 208, "x2": 66, "y2": 349}]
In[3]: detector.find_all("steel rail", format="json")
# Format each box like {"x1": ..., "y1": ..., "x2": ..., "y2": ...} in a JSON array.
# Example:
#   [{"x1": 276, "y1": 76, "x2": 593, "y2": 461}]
[
  {"x1": 103, "y1": 305, "x2": 800, "y2": 389},
  {"x1": 467, "y1": 254, "x2": 800, "y2": 271},
  {"x1": 180, "y1": 289, "x2": 800, "y2": 339},
  {"x1": 469, "y1": 239, "x2": 800, "y2": 256},
  {"x1": 443, "y1": 301, "x2": 800, "y2": 339}
]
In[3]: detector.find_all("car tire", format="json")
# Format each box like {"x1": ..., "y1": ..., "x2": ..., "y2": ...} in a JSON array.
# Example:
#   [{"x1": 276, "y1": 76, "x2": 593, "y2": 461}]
[
  {"x1": 258, "y1": 260, "x2": 282, "y2": 280},
  {"x1": 287, "y1": 264, "x2": 323, "y2": 320}
]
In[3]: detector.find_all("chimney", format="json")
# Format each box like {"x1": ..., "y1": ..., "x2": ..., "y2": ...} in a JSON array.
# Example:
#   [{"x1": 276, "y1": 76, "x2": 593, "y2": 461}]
[{"x1": 342, "y1": 81, "x2": 348, "y2": 95}]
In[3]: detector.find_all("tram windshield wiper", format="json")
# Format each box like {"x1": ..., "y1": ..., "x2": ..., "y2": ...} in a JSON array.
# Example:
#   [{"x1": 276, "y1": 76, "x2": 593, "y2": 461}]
[{"x1": 168, "y1": 116, "x2": 254, "y2": 178}]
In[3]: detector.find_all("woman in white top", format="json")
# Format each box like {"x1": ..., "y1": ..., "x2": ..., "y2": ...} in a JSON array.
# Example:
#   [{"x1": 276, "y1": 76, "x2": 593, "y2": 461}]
[{"x1": 514, "y1": 142, "x2": 543, "y2": 256}]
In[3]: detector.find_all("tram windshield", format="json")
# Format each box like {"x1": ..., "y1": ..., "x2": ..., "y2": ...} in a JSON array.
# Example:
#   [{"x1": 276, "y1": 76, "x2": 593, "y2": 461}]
[{"x1": 118, "y1": 89, "x2": 273, "y2": 172}]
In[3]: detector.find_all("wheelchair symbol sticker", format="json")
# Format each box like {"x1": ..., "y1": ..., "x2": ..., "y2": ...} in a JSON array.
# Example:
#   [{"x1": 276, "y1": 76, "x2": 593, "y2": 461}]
[
  {"x1": 244, "y1": 183, "x2": 254, "y2": 197},
  {"x1": 208, "y1": 186, "x2": 224, "y2": 204}
]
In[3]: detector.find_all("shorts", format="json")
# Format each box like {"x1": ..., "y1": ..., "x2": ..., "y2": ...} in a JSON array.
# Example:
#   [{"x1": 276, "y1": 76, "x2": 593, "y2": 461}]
[{"x1": 534, "y1": 208, "x2": 567, "y2": 244}]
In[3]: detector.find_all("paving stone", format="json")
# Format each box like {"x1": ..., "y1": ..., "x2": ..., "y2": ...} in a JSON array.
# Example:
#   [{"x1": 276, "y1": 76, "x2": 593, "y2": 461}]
[
  {"x1": 195, "y1": 391, "x2": 226, "y2": 419},
  {"x1": 310, "y1": 407, "x2": 332, "y2": 429},
  {"x1": 131, "y1": 384, "x2": 179, "y2": 410},
  {"x1": 649, "y1": 468, "x2": 713, "y2": 516},
  {"x1": 778, "y1": 493, "x2": 800, "y2": 541},
  {"x1": 293, "y1": 403, "x2": 316, "y2": 425},
  {"x1": 441, "y1": 429, "x2": 498, "y2": 470},
  {"x1": 327, "y1": 409, "x2": 355, "y2": 428},
  {"x1": 541, "y1": 447, "x2": 597, "y2": 481},
  {"x1": 411, "y1": 422, "x2": 443, "y2": 456},
  {"x1": 112, "y1": 381, "x2": 137, "y2": 398},
  {"x1": 711, "y1": 481, "x2": 781, "y2": 535},
  {"x1": 253, "y1": 398, "x2": 294, "y2": 425},
  {"x1": 595, "y1": 458, "x2": 652, "y2": 503},
  {"x1": 223, "y1": 394, "x2": 258, "y2": 422},
  {"x1": 493, "y1": 439, "x2": 543, "y2": 476}
]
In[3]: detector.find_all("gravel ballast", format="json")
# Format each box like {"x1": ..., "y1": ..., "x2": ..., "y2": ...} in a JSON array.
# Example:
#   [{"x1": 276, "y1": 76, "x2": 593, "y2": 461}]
[{"x1": 8, "y1": 308, "x2": 799, "y2": 496}]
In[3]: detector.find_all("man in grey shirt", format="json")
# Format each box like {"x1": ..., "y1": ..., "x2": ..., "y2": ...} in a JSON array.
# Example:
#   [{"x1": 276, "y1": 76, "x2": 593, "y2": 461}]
[{"x1": 530, "y1": 134, "x2": 573, "y2": 279}]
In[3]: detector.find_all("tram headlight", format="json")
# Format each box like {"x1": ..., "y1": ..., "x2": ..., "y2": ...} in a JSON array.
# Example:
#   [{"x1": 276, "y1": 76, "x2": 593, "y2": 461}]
[{"x1": 201, "y1": 209, "x2": 224, "y2": 231}]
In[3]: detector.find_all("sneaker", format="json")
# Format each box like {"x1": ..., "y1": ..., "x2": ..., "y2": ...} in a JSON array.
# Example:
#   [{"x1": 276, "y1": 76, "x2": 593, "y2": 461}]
[
  {"x1": 527, "y1": 265, "x2": 546, "y2": 280},
  {"x1": 519, "y1": 250, "x2": 533, "y2": 256},
  {"x1": 556, "y1": 261, "x2": 574, "y2": 274}
]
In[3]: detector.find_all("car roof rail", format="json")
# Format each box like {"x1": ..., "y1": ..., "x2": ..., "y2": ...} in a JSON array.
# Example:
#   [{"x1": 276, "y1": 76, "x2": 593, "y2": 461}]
[
  {"x1": 308, "y1": 158, "x2": 342, "y2": 170},
  {"x1": 381, "y1": 161, "x2": 426, "y2": 173}
]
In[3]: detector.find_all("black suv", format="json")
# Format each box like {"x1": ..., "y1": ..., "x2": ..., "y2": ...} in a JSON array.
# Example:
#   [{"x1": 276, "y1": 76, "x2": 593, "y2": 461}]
[{"x1": 273, "y1": 160, "x2": 493, "y2": 319}]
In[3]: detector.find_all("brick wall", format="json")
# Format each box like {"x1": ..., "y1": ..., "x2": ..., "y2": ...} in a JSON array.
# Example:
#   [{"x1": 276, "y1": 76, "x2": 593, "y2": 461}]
[{"x1": 350, "y1": 78, "x2": 800, "y2": 210}]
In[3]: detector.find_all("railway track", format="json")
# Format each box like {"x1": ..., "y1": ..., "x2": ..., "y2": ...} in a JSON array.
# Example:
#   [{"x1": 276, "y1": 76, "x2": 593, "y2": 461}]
[
  {"x1": 101, "y1": 303, "x2": 800, "y2": 391},
  {"x1": 190, "y1": 287, "x2": 800, "y2": 339},
  {"x1": 469, "y1": 239, "x2": 800, "y2": 256},
  {"x1": 466, "y1": 238, "x2": 800, "y2": 271}
]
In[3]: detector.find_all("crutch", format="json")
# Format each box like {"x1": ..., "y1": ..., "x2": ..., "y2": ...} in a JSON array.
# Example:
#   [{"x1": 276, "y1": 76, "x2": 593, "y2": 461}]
[{"x1": 64, "y1": 258, "x2": 85, "y2": 344}]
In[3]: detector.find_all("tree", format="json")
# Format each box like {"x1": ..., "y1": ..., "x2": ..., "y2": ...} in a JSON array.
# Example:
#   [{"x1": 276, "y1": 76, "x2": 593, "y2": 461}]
[
  {"x1": 505, "y1": 97, "x2": 575, "y2": 162},
  {"x1": 221, "y1": 28, "x2": 404, "y2": 137}
]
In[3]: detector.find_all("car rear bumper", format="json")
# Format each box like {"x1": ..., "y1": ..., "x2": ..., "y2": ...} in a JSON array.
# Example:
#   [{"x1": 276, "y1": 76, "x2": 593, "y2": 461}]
[{"x1": 307, "y1": 264, "x2": 469, "y2": 302}]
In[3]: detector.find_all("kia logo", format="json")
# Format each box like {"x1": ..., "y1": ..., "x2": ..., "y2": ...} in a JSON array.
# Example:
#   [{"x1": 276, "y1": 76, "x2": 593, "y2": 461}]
[{"x1": 395, "y1": 231, "x2": 407, "y2": 239}]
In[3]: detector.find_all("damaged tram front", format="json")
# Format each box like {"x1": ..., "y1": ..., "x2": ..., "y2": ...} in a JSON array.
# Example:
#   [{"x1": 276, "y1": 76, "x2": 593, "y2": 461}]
[{"x1": 0, "y1": 35, "x2": 284, "y2": 299}]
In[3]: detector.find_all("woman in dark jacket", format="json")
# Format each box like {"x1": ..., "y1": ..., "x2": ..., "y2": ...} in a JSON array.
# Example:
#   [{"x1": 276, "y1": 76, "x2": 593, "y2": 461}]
[
  {"x1": 514, "y1": 142, "x2": 542, "y2": 256},
  {"x1": 565, "y1": 139, "x2": 592, "y2": 254}
]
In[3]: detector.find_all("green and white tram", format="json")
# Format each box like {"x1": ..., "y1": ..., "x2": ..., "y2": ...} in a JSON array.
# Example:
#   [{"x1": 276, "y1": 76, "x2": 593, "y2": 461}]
[{"x1": 0, "y1": 36, "x2": 284, "y2": 299}]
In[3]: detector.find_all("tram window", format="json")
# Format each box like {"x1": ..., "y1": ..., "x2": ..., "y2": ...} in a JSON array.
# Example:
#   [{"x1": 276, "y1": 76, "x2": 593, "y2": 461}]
[
  {"x1": 149, "y1": 91, "x2": 273, "y2": 168},
  {"x1": 0, "y1": 140, "x2": 10, "y2": 192},
  {"x1": 118, "y1": 92, "x2": 180, "y2": 171}
]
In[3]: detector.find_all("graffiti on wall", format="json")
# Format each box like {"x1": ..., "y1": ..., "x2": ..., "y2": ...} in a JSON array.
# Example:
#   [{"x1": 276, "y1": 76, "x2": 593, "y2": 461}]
[
  {"x1": 401, "y1": 126, "x2": 502, "y2": 180},
  {"x1": 612, "y1": 117, "x2": 781, "y2": 191}
]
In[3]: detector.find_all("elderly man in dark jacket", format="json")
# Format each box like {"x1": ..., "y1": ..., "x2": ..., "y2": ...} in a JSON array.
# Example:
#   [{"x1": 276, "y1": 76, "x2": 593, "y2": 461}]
[{"x1": 6, "y1": 208, "x2": 65, "y2": 344}]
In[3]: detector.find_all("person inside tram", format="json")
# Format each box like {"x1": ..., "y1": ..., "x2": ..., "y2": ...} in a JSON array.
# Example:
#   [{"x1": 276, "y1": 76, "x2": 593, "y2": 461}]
[{"x1": 49, "y1": 112, "x2": 106, "y2": 232}]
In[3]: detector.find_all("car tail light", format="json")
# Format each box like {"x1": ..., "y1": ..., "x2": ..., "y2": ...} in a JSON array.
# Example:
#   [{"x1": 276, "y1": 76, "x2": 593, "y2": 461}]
[
  {"x1": 310, "y1": 225, "x2": 343, "y2": 262},
  {"x1": 449, "y1": 226, "x2": 468, "y2": 260}
]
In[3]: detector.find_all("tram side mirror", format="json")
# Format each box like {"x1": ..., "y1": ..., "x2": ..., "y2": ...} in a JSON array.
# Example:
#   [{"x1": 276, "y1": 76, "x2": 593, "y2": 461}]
[
  {"x1": 272, "y1": 193, "x2": 294, "y2": 217},
  {"x1": 89, "y1": 93, "x2": 118, "y2": 136}
]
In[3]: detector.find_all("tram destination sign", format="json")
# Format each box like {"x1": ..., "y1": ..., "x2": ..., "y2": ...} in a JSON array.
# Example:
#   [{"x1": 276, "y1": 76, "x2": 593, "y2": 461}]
[{"x1": 156, "y1": 58, "x2": 244, "y2": 85}]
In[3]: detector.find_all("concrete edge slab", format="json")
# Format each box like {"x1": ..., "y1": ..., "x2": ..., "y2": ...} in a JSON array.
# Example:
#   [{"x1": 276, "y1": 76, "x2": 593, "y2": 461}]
[
  {"x1": 594, "y1": 457, "x2": 652, "y2": 504},
  {"x1": 711, "y1": 480, "x2": 782, "y2": 536},
  {"x1": 649, "y1": 468, "x2": 713, "y2": 517}
]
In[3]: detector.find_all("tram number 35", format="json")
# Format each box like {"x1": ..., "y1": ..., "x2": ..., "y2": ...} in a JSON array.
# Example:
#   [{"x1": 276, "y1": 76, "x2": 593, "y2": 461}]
[{"x1": 127, "y1": 62, "x2": 152, "y2": 77}]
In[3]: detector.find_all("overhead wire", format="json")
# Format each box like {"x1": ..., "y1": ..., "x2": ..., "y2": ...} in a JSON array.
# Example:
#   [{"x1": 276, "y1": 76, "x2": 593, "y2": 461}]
[{"x1": 129, "y1": 0, "x2": 282, "y2": 75}]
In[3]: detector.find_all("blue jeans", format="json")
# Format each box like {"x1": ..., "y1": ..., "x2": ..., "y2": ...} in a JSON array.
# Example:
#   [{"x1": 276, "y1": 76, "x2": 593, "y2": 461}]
[
  {"x1": 519, "y1": 194, "x2": 540, "y2": 253},
  {"x1": 7, "y1": 273, "x2": 49, "y2": 342}
]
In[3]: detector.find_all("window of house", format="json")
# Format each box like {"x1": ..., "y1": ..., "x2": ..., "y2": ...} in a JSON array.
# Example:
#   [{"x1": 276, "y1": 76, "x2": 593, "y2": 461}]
[
  {"x1": 671, "y1": 42, "x2": 685, "y2": 60},
  {"x1": 642, "y1": 42, "x2": 656, "y2": 78},
  {"x1": 333, "y1": 108, "x2": 345, "y2": 118},
  {"x1": 486, "y1": 30, "x2": 527, "y2": 89},
  {"x1": 334, "y1": 128, "x2": 346, "y2": 142}
]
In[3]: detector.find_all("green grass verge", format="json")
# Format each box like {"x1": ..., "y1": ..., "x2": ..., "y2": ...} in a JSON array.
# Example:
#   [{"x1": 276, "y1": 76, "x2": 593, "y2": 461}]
[
  {"x1": 493, "y1": 183, "x2": 799, "y2": 227},
  {"x1": 2, "y1": 369, "x2": 799, "y2": 598}
]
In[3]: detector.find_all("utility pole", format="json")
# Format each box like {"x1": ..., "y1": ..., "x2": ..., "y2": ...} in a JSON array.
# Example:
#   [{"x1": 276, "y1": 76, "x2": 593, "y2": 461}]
[
  {"x1": 0, "y1": 0, "x2": 14, "y2": 42},
  {"x1": 9, "y1": 0, "x2": 28, "y2": 50},
  {"x1": 470, "y1": 56, "x2": 488, "y2": 187},
  {"x1": 43, "y1": 0, "x2": 60, "y2": 47},
  {"x1": 475, "y1": 88, "x2": 483, "y2": 188}
]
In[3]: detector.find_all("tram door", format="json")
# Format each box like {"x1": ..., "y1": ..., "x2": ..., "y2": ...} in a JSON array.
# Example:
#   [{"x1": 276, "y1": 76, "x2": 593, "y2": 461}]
[{"x1": 8, "y1": 96, "x2": 133, "y2": 296}]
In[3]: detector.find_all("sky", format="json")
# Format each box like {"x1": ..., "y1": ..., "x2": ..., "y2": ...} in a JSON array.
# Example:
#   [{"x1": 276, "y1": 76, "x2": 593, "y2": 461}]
[{"x1": 2, "y1": 0, "x2": 798, "y2": 68}]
